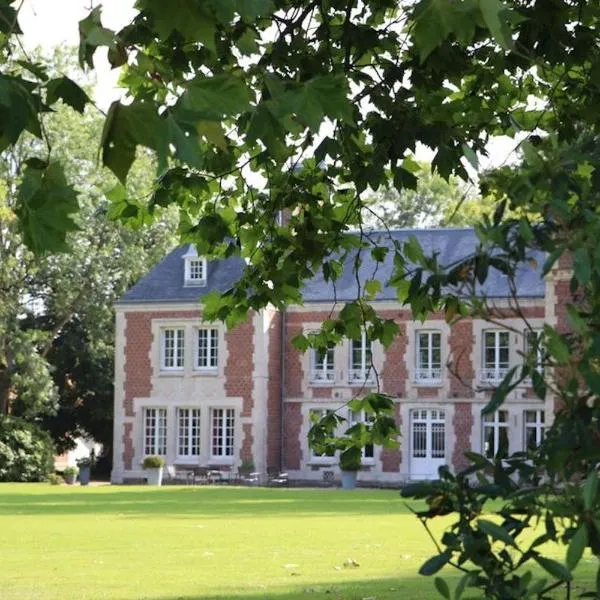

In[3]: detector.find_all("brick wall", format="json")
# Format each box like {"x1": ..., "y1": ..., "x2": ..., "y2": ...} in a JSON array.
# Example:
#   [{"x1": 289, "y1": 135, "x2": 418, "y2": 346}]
[
  {"x1": 449, "y1": 320, "x2": 474, "y2": 398},
  {"x1": 283, "y1": 402, "x2": 303, "y2": 470},
  {"x1": 382, "y1": 323, "x2": 407, "y2": 397},
  {"x1": 452, "y1": 403, "x2": 474, "y2": 471},
  {"x1": 381, "y1": 402, "x2": 402, "y2": 472},
  {"x1": 225, "y1": 317, "x2": 255, "y2": 417}
]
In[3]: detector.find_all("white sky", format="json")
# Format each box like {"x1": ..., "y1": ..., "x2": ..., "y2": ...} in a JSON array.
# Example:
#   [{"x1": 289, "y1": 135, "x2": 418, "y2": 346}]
[{"x1": 18, "y1": 0, "x2": 517, "y2": 173}]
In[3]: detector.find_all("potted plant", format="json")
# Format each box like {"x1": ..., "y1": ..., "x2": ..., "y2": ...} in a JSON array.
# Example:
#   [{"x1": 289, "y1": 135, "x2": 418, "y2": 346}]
[
  {"x1": 339, "y1": 449, "x2": 361, "y2": 490},
  {"x1": 76, "y1": 457, "x2": 93, "y2": 486},
  {"x1": 143, "y1": 455, "x2": 165, "y2": 486},
  {"x1": 63, "y1": 466, "x2": 78, "y2": 485}
]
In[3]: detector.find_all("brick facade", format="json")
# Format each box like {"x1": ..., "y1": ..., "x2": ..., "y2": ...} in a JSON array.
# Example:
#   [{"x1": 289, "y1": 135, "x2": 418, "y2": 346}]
[{"x1": 452, "y1": 403, "x2": 474, "y2": 471}]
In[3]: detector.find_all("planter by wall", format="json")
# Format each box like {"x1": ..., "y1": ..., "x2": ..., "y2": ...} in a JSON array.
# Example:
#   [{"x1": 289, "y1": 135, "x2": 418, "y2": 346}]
[
  {"x1": 340, "y1": 470, "x2": 358, "y2": 490},
  {"x1": 145, "y1": 467, "x2": 163, "y2": 486}
]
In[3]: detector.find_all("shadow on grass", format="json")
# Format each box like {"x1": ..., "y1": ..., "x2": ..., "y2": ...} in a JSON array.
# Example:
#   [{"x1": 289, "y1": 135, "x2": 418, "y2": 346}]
[
  {"x1": 135, "y1": 575, "x2": 440, "y2": 600},
  {"x1": 0, "y1": 486, "x2": 422, "y2": 518}
]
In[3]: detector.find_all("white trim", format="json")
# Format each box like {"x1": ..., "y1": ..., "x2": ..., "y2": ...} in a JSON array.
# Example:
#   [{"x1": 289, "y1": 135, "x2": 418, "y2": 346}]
[
  {"x1": 160, "y1": 327, "x2": 185, "y2": 371},
  {"x1": 210, "y1": 407, "x2": 236, "y2": 461}
]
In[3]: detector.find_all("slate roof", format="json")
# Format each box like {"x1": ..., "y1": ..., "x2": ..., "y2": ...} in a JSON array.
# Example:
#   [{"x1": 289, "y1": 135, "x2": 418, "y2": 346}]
[{"x1": 117, "y1": 228, "x2": 545, "y2": 305}]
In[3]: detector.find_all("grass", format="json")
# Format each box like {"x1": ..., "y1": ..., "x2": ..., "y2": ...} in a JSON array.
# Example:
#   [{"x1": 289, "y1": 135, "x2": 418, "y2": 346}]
[{"x1": 0, "y1": 484, "x2": 595, "y2": 600}]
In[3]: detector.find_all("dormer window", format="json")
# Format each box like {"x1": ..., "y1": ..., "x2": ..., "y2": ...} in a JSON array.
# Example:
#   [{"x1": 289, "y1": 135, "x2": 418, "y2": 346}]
[{"x1": 182, "y1": 245, "x2": 207, "y2": 287}]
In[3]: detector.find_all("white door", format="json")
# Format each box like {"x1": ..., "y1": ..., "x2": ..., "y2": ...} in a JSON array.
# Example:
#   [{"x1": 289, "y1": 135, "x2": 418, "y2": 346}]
[{"x1": 410, "y1": 409, "x2": 446, "y2": 480}]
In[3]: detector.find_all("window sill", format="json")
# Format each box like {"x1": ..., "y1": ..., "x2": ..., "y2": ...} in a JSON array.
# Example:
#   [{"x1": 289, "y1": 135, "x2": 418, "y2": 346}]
[
  {"x1": 308, "y1": 380, "x2": 336, "y2": 387},
  {"x1": 184, "y1": 280, "x2": 207, "y2": 287},
  {"x1": 306, "y1": 459, "x2": 336, "y2": 467},
  {"x1": 208, "y1": 456, "x2": 235, "y2": 465},
  {"x1": 158, "y1": 370, "x2": 185, "y2": 377},
  {"x1": 192, "y1": 369, "x2": 219, "y2": 377},
  {"x1": 412, "y1": 380, "x2": 443, "y2": 387}
]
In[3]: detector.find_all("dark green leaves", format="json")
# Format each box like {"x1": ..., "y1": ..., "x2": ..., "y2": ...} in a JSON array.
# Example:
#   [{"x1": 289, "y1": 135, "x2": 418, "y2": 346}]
[
  {"x1": 477, "y1": 519, "x2": 517, "y2": 547},
  {"x1": 78, "y1": 6, "x2": 116, "y2": 68},
  {"x1": 479, "y1": 0, "x2": 514, "y2": 50},
  {"x1": 566, "y1": 525, "x2": 588, "y2": 571},
  {"x1": 15, "y1": 162, "x2": 80, "y2": 254},
  {"x1": 46, "y1": 77, "x2": 89, "y2": 114},
  {"x1": 534, "y1": 556, "x2": 572, "y2": 582},
  {"x1": 419, "y1": 550, "x2": 451, "y2": 576}
]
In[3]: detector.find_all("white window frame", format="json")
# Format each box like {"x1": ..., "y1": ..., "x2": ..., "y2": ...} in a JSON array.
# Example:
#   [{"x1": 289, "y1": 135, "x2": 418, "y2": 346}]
[
  {"x1": 348, "y1": 332, "x2": 374, "y2": 385},
  {"x1": 481, "y1": 330, "x2": 510, "y2": 383},
  {"x1": 482, "y1": 410, "x2": 510, "y2": 459},
  {"x1": 309, "y1": 344, "x2": 335, "y2": 385},
  {"x1": 195, "y1": 327, "x2": 219, "y2": 371},
  {"x1": 184, "y1": 256, "x2": 207, "y2": 286},
  {"x1": 143, "y1": 408, "x2": 167, "y2": 457},
  {"x1": 349, "y1": 410, "x2": 375, "y2": 462},
  {"x1": 308, "y1": 408, "x2": 336, "y2": 464},
  {"x1": 524, "y1": 410, "x2": 545, "y2": 451},
  {"x1": 415, "y1": 330, "x2": 442, "y2": 385},
  {"x1": 177, "y1": 408, "x2": 201, "y2": 459},
  {"x1": 160, "y1": 328, "x2": 185, "y2": 371},
  {"x1": 210, "y1": 408, "x2": 235, "y2": 460}
]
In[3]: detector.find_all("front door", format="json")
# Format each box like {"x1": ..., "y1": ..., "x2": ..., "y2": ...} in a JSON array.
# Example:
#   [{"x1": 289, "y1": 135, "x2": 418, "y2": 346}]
[{"x1": 410, "y1": 409, "x2": 446, "y2": 479}]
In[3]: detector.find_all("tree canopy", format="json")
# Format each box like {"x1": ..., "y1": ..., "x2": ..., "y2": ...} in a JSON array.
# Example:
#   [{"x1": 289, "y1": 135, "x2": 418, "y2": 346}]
[{"x1": 1, "y1": 0, "x2": 600, "y2": 596}]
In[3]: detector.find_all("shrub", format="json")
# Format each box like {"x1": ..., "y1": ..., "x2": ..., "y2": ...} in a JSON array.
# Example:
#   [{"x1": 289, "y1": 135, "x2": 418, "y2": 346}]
[
  {"x1": 47, "y1": 473, "x2": 62, "y2": 485},
  {"x1": 339, "y1": 449, "x2": 361, "y2": 472},
  {"x1": 143, "y1": 455, "x2": 165, "y2": 469},
  {"x1": 0, "y1": 416, "x2": 55, "y2": 482},
  {"x1": 63, "y1": 466, "x2": 78, "y2": 477}
]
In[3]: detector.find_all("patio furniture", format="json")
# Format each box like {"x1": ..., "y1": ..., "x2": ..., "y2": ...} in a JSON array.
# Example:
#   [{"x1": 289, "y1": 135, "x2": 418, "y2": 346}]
[{"x1": 267, "y1": 468, "x2": 289, "y2": 487}]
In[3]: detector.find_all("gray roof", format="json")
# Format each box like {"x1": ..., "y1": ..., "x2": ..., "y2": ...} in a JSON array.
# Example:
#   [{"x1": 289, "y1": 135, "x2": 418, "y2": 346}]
[{"x1": 117, "y1": 228, "x2": 545, "y2": 305}]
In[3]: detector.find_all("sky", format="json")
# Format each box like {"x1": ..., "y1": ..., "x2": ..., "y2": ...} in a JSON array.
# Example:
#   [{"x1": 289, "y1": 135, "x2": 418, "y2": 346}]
[
  {"x1": 20, "y1": 0, "x2": 136, "y2": 108},
  {"x1": 17, "y1": 0, "x2": 518, "y2": 173}
]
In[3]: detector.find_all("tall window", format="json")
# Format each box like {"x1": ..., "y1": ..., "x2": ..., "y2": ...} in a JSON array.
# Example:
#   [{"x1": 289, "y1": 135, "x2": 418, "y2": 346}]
[
  {"x1": 415, "y1": 331, "x2": 442, "y2": 383},
  {"x1": 524, "y1": 410, "x2": 545, "y2": 451},
  {"x1": 211, "y1": 408, "x2": 235, "y2": 458},
  {"x1": 483, "y1": 410, "x2": 509, "y2": 459},
  {"x1": 525, "y1": 330, "x2": 544, "y2": 375},
  {"x1": 161, "y1": 328, "x2": 185, "y2": 370},
  {"x1": 482, "y1": 330, "x2": 510, "y2": 383},
  {"x1": 309, "y1": 344, "x2": 335, "y2": 383},
  {"x1": 196, "y1": 328, "x2": 219, "y2": 369},
  {"x1": 309, "y1": 409, "x2": 336, "y2": 460},
  {"x1": 348, "y1": 332, "x2": 374, "y2": 384},
  {"x1": 349, "y1": 410, "x2": 374, "y2": 459},
  {"x1": 177, "y1": 408, "x2": 201, "y2": 458},
  {"x1": 144, "y1": 408, "x2": 167, "y2": 456}
]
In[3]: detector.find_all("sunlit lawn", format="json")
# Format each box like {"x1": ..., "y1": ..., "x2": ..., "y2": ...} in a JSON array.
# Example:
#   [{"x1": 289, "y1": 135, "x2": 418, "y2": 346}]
[{"x1": 0, "y1": 484, "x2": 595, "y2": 600}]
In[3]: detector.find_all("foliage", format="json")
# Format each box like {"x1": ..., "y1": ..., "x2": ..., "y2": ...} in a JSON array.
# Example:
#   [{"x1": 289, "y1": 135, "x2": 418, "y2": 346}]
[
  {"x1": 1, "y1": 1, "x2": 600, "y2": 597},
  {"x1": 142, "y1": 455, "x2": 165, "y2": 469},
  {"x1": 46, "y1": 473, "x2": 62, "y2": 485},
  {"x1": 62, "y1": 466, "x2": 78, "y2": 478},
  {"x1": 0, "y1": 416, "x2": 55, "y2": 482}
]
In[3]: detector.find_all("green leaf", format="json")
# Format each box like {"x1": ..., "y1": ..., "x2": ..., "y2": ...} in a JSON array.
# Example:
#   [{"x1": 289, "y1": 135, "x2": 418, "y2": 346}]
[
  {"x1": 419, "y1": 550, "x2": 451, "y2": 576},
  {"x1": 15, "y1": 162, "x2": 80, "y2": 254},
  {"x1": 434, "y1": 576, "x2": 451, "y2": 599},
  {"x1": 176, "y1": 74, "x2": 251, "y2": 122},
  {"x1": 46, "y1": 77, "x2": 89, "y2": 114},
  {"x1": 543, "y1": 326, "x2": 570, "y2": 364},
  {"x1": 573, "y1": 248, "x2": 591, "y2": 286},
  {"x1": 100, "y1": 101, "x2": 165, "y2": 183},
  {"x1": 534, "y1": 556, "x2": 572, "y2": 581},
  {"x1": 461, "y1": 143, "x2": 478, "y2": 170},
  {"x1": 365, "y1": 279, "x2": 381, "y2": 298},
  {"x1": 454, "y1": 572, "x2": 473, "y2": 600},
  {"x1": 583, "y1": 471, "x2": 597, "y2": 510},
  {"x1": 0, "y1": 3, "x2": 22, "y2": 34},
  {"x1": 479, "y1": 0, "x2": 514, "y2": 50},
  {"x1": 531, "y1": 369, "x2": 546, "y2": 400},
  {"x1": 566, "y1": 525, "x2": 588, "y2": 570},
  {"x1": 477, "y1": 519, "x2": 517, "y2": 547}
]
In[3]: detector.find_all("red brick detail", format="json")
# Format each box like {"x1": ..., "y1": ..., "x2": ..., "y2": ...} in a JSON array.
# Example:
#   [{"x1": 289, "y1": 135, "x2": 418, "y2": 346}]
[
  {"x1": 382, "y1": 323, "x2": 407, "y2": 396},
  {"x1": 452, "y1": 403, "x2": 474, "y2": 471},
  {"x1": 554, "y1": 280, "x2": 571, "y2": 334},
  {"x1": 381, "y1": 403, "x2": 401, "y2": 472},
  {"x1": 416, "y1": 387, "x2": 440, "y2": 398},
  {"x1": 449, "y1": 320, "x2": 474, "y2": 398},
  {"x1": 122, "y1": 422, "x2": 134, "y2": 470},
  {"x1": 240, "y1": 423, "x2": 253, "y2": 462},
  {"x1": 225, "y1": 317, "x2": 255, "y2": 417},
  {"x1": 285, "y1": 323, "x2": 304, "y2": 397},
  {"x1": 123, "y1": 310, "x2": 200, "y2": 417},
  {"x1": 311, "y1": 387, "x2": 333, "y2": 398},
  {"x1": 283, "y1": 402, "x2": 302, "y2": 470},
  {"x1": 486, "y1": 306, "x2": 544, "y2": 319},
  {"x1": 267, "y1": 313, "x2": 282, "y2": 470}
]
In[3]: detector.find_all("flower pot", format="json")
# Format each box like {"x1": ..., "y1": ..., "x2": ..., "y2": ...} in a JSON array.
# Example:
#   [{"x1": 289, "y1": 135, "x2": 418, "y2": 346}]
[
  {"x1": 79, "y1": 466, "x2": 91, "y2": 486},
  {"x1": 63, "y1": 473, "x2": 77, "y2": 485},
  {"x1": 145, "y1": 466, "x2": 163, "y2": 486},
  {"x1": 340, "y1": 470, "x2": 358, "y2": 490}
]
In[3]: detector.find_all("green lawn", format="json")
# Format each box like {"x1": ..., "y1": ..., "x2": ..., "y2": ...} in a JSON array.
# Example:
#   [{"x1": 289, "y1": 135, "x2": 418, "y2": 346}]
[{"x1": 0, "y1": 484, "x2": 594, "y2": 600}]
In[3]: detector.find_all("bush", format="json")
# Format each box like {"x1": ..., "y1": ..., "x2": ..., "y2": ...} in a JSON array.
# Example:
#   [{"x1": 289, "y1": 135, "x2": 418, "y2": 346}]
[
  {"x1": 63, "y1": 466, "x2": 78, "y2": 477},
  {"x1": 0, "y1": 416, "x2": 55, "y2": 482},
  {"x1": 143, "y1": 455, "x2": 165, "y2": 469},
  {"x1": 339, "y1": 449, "x2": 362, "y2": 472},
  {"x1": 47, "y1": 473, "x2": 62, "y2": 485}
]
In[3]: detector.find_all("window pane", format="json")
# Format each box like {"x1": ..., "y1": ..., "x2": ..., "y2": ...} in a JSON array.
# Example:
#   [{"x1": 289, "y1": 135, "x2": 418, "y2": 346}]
[
  {"x1": 412, "y1": 423, "x2": 426, "y2": 458},
  {"x1": 431, "y1": 422, "x2": 445, "y2": 458},
  {"x1": 498, "y1": 410, "x2": 508, "y2": 423}
]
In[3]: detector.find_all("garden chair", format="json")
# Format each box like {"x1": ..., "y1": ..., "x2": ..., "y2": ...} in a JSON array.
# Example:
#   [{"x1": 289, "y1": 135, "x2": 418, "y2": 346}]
[{"x1": 267, "y1": 468, "x2": 289, "y2": 487}]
